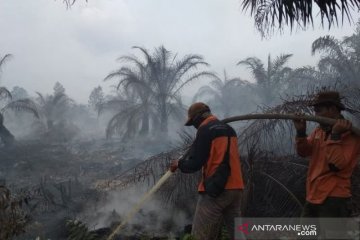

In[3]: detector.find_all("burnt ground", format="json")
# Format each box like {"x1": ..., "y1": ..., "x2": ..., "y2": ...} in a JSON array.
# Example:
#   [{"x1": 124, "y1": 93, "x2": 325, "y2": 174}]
[
  {"x1": 2, "y1": 137, "x2": 360, "y2": 240},
  {"x1": 0, "y1": 139, "x2": 178, "y2": 240}
]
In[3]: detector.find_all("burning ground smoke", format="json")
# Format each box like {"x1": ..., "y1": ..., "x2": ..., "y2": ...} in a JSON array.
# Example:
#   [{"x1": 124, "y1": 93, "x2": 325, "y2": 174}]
[{"x1": 80, "y1": 184, "x2": 190, "y2": 236}]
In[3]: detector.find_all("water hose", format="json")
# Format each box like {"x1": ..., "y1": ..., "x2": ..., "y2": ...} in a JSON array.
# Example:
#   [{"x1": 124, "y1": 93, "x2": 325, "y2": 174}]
[
  {"x1": 106, "y1": 113, "x2": 360, "y2": 239},
  {"x1": 106, "y1": 170, "x2": 173, "y2": 240},
  {"x1": 221, "y1": 113, "x2": 360, "y2": 136}
]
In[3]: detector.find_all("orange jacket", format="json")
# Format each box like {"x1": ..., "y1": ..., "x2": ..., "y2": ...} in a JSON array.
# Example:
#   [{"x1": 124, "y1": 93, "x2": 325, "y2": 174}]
[
  {"x1": 178, "y1": 115, "x2": 244, "y2": 192},
  {"x1": 296, "y1": 127, "x2": 360, "y2": 204}
]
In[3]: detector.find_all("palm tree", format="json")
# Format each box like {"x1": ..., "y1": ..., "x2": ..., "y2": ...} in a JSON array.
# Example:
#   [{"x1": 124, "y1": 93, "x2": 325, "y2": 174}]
[
  {"x1": 282, "y1": 24, "x2": 360, "y2": 94},
  {"x1": 104, "y1": 52, "x2": 156, "y2": 139},
  {"x1": 0, "y1": 113, "x2": 14, "y2": 147},
  {"x1": 35, "y1": 91, "x2": 72, "y2": 132},
  {"x1": 237, "y1": 54, "x2": 293, "y2": 105},
  {"x1": 0, "y1": 54, "x2": 12, "y2": 100},
  {"x1": 34, "y1": 89, "x2": 83, "y2": 142},
  {"x1": 0, "y1": 54, "x2": 38, "y2": 147},
  {"x1": 311, "y1": 23, "x2": 360, "y2": 87},
  {"x1": 88, "y1": 86, "x2": 105, "y2": 112},
  {"x1": 101, "y1": 51, "x2": 155, "y2": 139},
  {"x1": 193, "y1": 70, "x2": 254, "y2": 117},
  {"x1": 104, "y1": 46, "x2": 214, "y2": 138},
  {"x1": 284, "y1": 66, "x2": 330, "y2": 95},
  {"x1": 98, "y1": 89, "x2": 156, "y2": 139},
  {"x1": 242, "y1": 0, "x2": 360, "y2": 36}
]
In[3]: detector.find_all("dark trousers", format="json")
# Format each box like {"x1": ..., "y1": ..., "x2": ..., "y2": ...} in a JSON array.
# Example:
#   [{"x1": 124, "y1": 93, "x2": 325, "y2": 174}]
[
  {"x1": 301, "y1": 197, "x2": 351, "y2": 218},
  {"x1": 301, "y1": 197, "x2": 352, "y2": 239},
  {"x1": 191, "y1": 189, "x2": 242, "y2": 240}
]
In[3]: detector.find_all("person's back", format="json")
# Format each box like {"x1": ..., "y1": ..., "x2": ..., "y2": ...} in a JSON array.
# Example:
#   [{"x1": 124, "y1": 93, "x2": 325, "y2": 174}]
[
  {"x1": 170, "y1": 102, "x2": 244, "y2": 240},
  {"x1": 190, "y1": 116, "x2": 244, "y2": 192}
]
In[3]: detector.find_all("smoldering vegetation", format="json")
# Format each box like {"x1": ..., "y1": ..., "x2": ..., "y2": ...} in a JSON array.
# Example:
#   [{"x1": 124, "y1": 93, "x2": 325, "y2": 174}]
[{"x1": 1, "y1": 22, "x2": 360, "y2": 240}]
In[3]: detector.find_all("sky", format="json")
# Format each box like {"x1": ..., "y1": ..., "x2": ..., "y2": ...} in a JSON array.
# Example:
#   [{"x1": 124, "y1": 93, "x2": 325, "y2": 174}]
[{"x1": 0, "y1": 0, "x2": 359, "y2": 104}]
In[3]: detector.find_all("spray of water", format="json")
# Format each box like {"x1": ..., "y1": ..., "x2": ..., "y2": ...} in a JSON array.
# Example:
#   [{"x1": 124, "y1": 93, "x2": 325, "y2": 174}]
[{"x1": 107, "y1": 170, "x2": 174, "y2": 240}]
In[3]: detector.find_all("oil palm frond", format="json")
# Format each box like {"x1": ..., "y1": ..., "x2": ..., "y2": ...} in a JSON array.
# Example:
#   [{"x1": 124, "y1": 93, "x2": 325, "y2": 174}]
[
  {"x1": 172, "y1": 71, "x2": 216, "y2": 96},
  {"x1": 62, "y1": 0, "x2": 88, "y2": 8},
  {"x1": 97, "y1": 98, "x2": 130, "y2": 116},
  {"x1": 0, "y1": 87, "x2": 12, "y2": 101},
  {"x1": 311, "y1": 32, "x2": 360, "y2": 87},
  {"x1": 193, "y1": 85, "x2": 220, "y2": 102},
  {"x1": 0, "y1": 54, "x2": 12, "y2": 72},
  {"x1": 272, "y1": 54, "x2": 293, "y2": 74},
  {"x1": 242, "y1": 0, "x2": 360, "y2": 36},
  {"x1": 66, "y1": 220, "x2": 98, "y2": 240},
  {"x1": 105, "y1": 103, "x2": 147, "y2": 139},
  {"x1": 2, "y1": 99, "x2": 40, "y2": 119},
  {"x1": 237, "y1": 57, "x2": 267, "y2": 84},
  {"x1": 106, "y1": 45, "x2": 213, "y2": 137},
  {"x1": 237, "y1": 53, "x2": 293, "y2": 105},
  {"x1": 35, "y1": 92, "x2": 45, "y2": 105},
  {"x1": 312, "y1": 35, "x2": 344, "y2": 56}
]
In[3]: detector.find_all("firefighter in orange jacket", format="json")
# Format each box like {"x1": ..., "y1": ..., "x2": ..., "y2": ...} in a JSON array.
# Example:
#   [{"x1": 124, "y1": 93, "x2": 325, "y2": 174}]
[
  {"x1": 170, "y1": 102, "x2": 244, "y2": 240},
  {"x1": 293, "y1": 91, "x2": 360, "y2": 217}
]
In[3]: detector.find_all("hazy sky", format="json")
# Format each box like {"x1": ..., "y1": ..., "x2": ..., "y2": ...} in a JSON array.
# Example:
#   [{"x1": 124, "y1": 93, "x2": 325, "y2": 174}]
[{"x1": 0, "y1": 0, "x2": 358, "y2": 103}]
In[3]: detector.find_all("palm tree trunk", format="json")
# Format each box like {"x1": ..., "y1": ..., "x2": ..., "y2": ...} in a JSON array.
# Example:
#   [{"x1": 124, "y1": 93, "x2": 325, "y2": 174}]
[
  {"x1": 47, "y1": 119, "x2": 54, "y2": 131},
  {"x1": 0, "y1": 124, "x2": 15, "y2": 147},
  {"x1": 160, "y1": 109, "x2": 168, "y2": 134},
  {"x1": 139, "y1": 111, "x2": 149, "y2": 136},
  {"x1": 0, "y1": 113, "x2": 14, "y2": 147},
  {"x1": 159, "y1": 98, "x2": 168, "y2": 136}
]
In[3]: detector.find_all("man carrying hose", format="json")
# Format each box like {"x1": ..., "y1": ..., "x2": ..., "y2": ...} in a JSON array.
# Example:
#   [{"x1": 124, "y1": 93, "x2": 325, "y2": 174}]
[
  {"x1": 293, "y1": 91, "x2": 360, "y2": 218},
  {"x1": 170, "y1": 102, "x2": 244, "y2": 240}
]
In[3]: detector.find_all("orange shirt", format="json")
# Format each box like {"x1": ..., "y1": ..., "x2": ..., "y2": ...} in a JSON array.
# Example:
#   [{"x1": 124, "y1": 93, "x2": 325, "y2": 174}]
[
  {"x1": 197, "y1": 116, "x2": 244, "y2": 191},
  {"x1": 178, "y1": 115, "x2": 244, "y2": 191},
  {"x1": 296, "y1": 127, "x2": 360, "y2": 204}
]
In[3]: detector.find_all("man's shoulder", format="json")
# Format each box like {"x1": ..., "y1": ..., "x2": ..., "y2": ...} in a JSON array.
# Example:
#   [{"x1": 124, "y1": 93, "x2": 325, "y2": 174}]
[
  {"x1": 200, "y1": 120, "x2": 236, "y2": 137},
  {"x1": 202, "y1": 119, "x2": 226, "y2": 130}
]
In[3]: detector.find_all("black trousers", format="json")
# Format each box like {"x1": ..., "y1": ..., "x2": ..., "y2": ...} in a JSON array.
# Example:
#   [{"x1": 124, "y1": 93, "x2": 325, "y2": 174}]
[
  {"x1": 300, "y1": 197, "x2": 352, "y2": 239},
  {"x1": 301, "y1": 197, "x2": 351, "y2": 217}
]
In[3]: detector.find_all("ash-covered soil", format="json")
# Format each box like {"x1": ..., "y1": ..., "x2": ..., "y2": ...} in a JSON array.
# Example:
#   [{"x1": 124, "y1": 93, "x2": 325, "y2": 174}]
[{"x1": 0, "y1": 139, "x2": 179, "y2": 240}]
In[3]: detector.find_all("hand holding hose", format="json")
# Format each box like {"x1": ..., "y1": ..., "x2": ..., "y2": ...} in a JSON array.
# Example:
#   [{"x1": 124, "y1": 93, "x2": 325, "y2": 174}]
[
  {"x1": 170, "y1": 150, "x2": 190, "y2": 172},
  {"x1": 292, "y1": 113, "x2": 306, "y2": 133},
  {"x1": 332, "y1": 119, "x2": 352, "y2": 134},
  {"x1": 170, "y1": 160, "x2": 179, "y2": 172}
]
